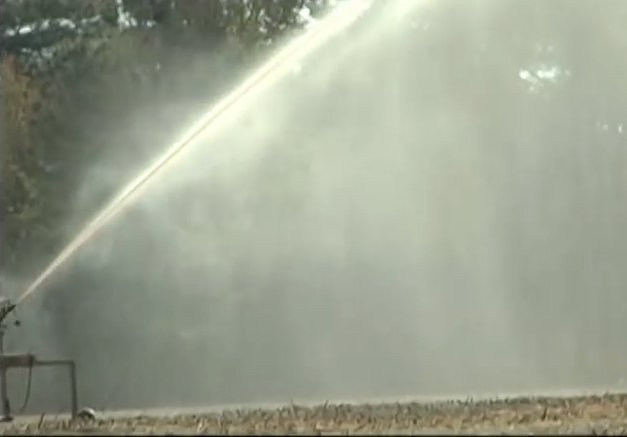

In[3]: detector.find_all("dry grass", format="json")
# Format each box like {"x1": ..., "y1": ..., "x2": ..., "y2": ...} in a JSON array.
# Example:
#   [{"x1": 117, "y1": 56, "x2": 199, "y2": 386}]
[{"x1": 3, "y1": 393, "x2": 627, "y2": 435}]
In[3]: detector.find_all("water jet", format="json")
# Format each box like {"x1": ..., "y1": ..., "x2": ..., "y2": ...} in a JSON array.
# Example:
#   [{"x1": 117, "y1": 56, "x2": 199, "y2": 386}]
[
  {"x1": 12, "y1": 0, "x2": 373, "y2": 313},
  {"x1": 1, "y1": 0, "x2": 376, "y2": 417}
]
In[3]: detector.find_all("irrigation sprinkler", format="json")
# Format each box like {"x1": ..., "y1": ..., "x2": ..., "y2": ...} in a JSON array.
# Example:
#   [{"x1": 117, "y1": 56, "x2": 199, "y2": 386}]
[
  {"x1": 0, "y1": 298, "x2": 78, "y2": 422},
  {"x1": 0, "y1": 0, "x2": 373, "y2": 424}
]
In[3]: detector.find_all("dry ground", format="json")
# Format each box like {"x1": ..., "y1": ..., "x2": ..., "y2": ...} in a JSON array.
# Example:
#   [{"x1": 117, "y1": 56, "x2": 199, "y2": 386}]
[{"x1": 3, "y1": 393, "x2": 627, "y2": 435}]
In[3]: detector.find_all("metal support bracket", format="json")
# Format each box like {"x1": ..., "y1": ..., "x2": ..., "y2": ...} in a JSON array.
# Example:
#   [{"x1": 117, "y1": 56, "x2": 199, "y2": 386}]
[{"x1": 0, "y1": 326, "x2": 78, "y2": 421}]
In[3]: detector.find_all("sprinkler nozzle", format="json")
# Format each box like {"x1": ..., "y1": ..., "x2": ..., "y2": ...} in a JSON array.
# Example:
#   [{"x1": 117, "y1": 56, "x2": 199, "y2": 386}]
[{"x1": 0, "y1": 299, "x2": 16, "y2": 325}]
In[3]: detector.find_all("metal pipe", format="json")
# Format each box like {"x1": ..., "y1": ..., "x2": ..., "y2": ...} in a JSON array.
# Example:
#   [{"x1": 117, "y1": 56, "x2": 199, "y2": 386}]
[
  {"x1": 0, "y1": 356, "x2": 78, "y2": 420},
  {"x1": 0, "y1": 328, "x2": 11, "y2": 422},
  {"x1": 29, "y1": 359, "x2": 78, "y2": 420},
  {"x1": 69, "y1": 361, "x2": 77, "y2": 420}
]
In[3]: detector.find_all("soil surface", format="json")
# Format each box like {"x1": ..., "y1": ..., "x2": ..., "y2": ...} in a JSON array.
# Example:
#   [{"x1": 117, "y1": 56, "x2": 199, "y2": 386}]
[{"x1": 3, "y1": 393, "x2": 627, "y2": 435}]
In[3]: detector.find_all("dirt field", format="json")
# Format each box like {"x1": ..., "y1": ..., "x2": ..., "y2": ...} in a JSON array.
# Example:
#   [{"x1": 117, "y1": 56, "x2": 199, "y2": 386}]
[{"x1": 3, "y1": 392, "x2": 627, "y2": 435}]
